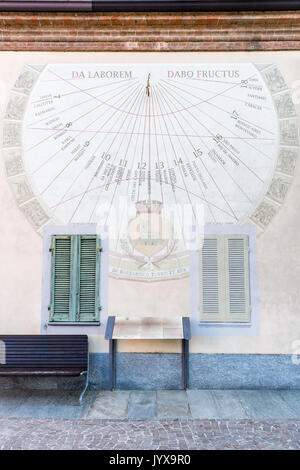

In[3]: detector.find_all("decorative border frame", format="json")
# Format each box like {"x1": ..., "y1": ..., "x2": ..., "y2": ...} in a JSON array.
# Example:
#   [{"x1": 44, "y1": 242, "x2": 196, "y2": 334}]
[{"x1": 0, "y1": 11, "x2": 300, "y2": 51}]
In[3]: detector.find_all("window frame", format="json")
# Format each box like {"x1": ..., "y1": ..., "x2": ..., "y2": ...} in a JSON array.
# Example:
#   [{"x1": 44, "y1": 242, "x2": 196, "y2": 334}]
[
  {"x1": 49, "y1": 234, "x2": 101, "y2": 324},
  {"x1": 190, "y1": 225, "x2": 259, "y2": 337},
  {"x1": 41, "y1": 225, "x2": 108, "y2": 335}
]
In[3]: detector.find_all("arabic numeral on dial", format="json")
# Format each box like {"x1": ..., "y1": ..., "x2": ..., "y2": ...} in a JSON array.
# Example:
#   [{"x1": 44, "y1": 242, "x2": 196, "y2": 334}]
[
  {"x1": 193, "y1": 148, "x2": 203, "y2": 158},
  {"x1": 241, "y1": 79, "x2": 248, "y2": 88},
  {"x1": 138, "y1": 162, "x2": 146, "y2": 169},
  {"x1": 119, "y1": 159, "x2": 128, "y2": 167},
  {"x1": 100, "y1": 152, "x2": 111, "y2": 161},
  {"x1": 155, "y1": 162, "x2": 164, "y2": 169},
  {"x1": 231, "y1": 110, "x2": 239, "y2": 120},
  {"x1": 213, "y1": 134, "x2": 223, "y2": 143},
  {"x1": 174, "y1": 158, "x2": 183, "y2": 166},
  {"x1": 65, "y1": 122, "x2": 72, "y2": 128}
]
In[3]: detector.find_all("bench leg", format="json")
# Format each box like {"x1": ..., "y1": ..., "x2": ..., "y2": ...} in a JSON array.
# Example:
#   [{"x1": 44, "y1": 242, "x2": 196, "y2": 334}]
[{"x1": 79, "y1": 371, "x2": 89, "y2": 405}]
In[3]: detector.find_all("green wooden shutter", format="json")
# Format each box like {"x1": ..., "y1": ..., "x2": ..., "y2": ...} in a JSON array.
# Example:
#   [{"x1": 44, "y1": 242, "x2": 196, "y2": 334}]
[
  {"x1": 49, "y1": 235, "x2": 72, "y2": 322},
  {"x1": 225, "y1": 235, "x2": 251, "y2": 323},
  {"x1": 49, "y1": 234, "x2": 101, "y2": 323},
  {"x1": 77, "y1": 235, "x2": 101, "y2": 322}
]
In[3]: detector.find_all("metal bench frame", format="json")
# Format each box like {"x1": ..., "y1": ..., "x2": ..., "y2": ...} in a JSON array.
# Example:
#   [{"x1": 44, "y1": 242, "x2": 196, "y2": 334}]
[{"x1": 79, "y1": 352, "x2": 89, "y2": 405}]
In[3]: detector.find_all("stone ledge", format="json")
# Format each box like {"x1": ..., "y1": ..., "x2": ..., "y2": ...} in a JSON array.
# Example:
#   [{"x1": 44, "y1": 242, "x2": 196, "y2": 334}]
[
  {"x1": 0, "y1": 11, "x2": 299, "y2": 50},
  {"x1": 0, "y1": 11, "x2": 299, "y2": 27}
]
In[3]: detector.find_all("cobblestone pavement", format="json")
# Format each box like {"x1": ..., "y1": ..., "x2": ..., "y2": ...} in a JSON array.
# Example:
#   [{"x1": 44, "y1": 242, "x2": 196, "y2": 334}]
[{"x1": 0, "y1": 418, "x2": 300, "y2": 450}]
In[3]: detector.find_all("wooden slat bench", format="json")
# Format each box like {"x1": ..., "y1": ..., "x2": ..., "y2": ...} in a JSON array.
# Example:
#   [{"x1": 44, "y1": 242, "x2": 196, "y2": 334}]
[{"x1": 0, "y1": 335, "x2": 89, "y2": 404}]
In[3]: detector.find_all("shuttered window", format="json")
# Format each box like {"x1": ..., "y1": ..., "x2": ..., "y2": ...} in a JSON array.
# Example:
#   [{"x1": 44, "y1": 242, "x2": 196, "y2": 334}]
[
  {"x1": 49, "y1": 235, "x2": 101, "y2": 323},
  {"x1": 199, "y1": 235, "x2": 250, "y2": 323}
]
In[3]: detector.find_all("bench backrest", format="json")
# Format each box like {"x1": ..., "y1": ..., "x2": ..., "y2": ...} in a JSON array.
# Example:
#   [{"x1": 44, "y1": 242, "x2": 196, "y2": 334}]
[{"x1": 0, "y1": 335, "x2": 88, "y2": 371}]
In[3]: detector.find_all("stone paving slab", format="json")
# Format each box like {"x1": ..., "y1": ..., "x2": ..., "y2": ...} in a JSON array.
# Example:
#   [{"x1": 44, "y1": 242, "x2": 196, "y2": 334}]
[
  {"x1": 0, "y1": 390, "x2": 28, "y2": 416},
  {"x1": 211, "y1": 390, "x2": 248, "y2": 419},
  {"x1": 157, "y1": 390, "x2": 190, "y2": 418},
  {"x1": 87, "y1": 391, "x2": 130, "y2": 419},
  {"x1": 186, "y1": 390, "x2": 249, "y2": 419},
  {"x1": 236, "y1": 390, "x2": 296, "y2": 419},
  {"x1": 187, "y1": 390, "x2": 219, "y2": 419},
  {"x1": 0, "y1": 390, "x2": 96, "y2": 420},
  {"x1": 278, "y1": 390, "x2": 300, "y2": 419},
  {"x1": 1, "y1": 418, "x2": 300, "y2": 450},
  {"x1": 127, "y1": 391, "x2": 157, "y2": 419}
]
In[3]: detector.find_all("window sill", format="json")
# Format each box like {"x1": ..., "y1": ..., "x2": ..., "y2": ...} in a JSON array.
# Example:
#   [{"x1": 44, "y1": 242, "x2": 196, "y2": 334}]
[
  {"x1": 47, "y1": 322, "x2": 100, "y2": 326},
  {"x1": 198, "y1": 322, "x2": 252, "y2": 327}
]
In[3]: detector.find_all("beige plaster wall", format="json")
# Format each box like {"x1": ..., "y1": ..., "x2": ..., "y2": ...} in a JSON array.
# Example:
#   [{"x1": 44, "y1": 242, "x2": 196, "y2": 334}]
[{"x1": 0, "y1": 50, "x2": 300, "y2": 355}]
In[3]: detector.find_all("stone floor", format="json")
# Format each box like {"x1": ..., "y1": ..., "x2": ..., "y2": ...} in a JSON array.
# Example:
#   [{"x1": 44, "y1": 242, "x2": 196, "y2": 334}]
[
  {"x1": 1, "y1": 389, "x2": 300, "y2": 420},
  {"x1": 88, "y1": 389, "x2": 300, "y2": 420},
  {"x1": 0, "y1": 389, "x2": 300, "y2": 449}
]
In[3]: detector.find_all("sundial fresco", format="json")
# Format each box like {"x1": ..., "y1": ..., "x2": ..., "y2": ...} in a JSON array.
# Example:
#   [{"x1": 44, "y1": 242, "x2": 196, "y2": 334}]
[{"x1": 2, "y1": 63, "x2": 299, "y2": 280}]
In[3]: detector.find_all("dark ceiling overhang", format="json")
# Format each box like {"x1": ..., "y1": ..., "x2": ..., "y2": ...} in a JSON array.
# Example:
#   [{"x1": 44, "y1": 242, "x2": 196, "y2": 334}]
[{"x1": 1, "y1": 1, "x2": 300, "y2": 12}]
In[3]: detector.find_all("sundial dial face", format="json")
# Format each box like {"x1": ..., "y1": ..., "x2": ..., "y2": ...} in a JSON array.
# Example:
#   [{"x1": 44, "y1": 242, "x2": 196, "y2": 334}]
[{"x1": 2, "y1": 62, "x2": 299, "y2": 281}]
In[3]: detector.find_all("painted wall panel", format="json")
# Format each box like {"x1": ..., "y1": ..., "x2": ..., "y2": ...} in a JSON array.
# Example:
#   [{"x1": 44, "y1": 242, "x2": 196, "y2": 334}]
[{"x1": 0, "y1": 51, "x2": 299, "y2": 357}]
